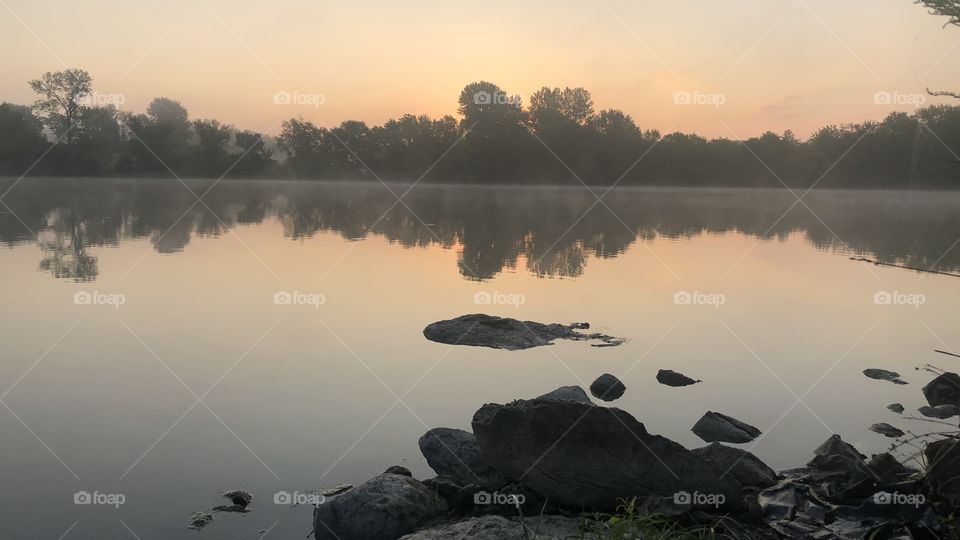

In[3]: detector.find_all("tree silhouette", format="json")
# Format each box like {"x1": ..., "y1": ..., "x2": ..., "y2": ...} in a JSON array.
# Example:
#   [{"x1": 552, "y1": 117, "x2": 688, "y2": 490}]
[{"x1": 28, "y1": 69, "x2": 92, "y2": 143}]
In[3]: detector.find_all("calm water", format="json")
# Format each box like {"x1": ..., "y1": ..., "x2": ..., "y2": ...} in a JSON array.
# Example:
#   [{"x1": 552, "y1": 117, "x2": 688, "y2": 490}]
[{"x1": 1, "y1": 178, "x2": 958, "y2": 539}]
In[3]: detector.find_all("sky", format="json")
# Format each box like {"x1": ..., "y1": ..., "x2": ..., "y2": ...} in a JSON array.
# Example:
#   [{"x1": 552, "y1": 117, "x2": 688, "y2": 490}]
[{"x1": 1, "y1": 0, "x2": 959, "y2": 138}]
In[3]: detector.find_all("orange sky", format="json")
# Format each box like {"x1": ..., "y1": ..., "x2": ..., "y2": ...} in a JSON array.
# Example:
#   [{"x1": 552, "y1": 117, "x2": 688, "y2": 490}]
[{"x1": 2, "y1": 0, "x2": 959, "y2": 138}]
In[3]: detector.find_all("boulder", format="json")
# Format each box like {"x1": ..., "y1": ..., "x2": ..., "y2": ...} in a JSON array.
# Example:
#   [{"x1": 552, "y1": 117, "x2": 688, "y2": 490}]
[
  {"x1": 691, "y1": 443, "x2": 778, "y2": 487},
  {"x1": 399, "y1": 514, "x2": 581, "y2": 539},
  {"x1": 421, "y1": 475, "x2": 462, "y2": 500},
  {"x1": 313, "y1": 473, "x2": 446, "y2": 540},
  {"x1": 867, "y1": 453, "x2": 916, "y2": 485},
  {"x1": 418, "y1": 428, "x2": 506, "y2": 488},
  {"x1": 471, "y1": 398, "x2": 741, "y2": 510},
  {"x1": 656, "y1": 369, "x2": 701, "y2": 387},
  {"x1": 535, "y1": 385, "x2": 593, "y2": 404},
  {"x1": 423, "y1": 314, "x2": 623, "y2": 350},
  {"x1": 922, "y1": 372, "x2": 960, "y2": 408},
  {"x1": 691, "y1": 412, "x2": 762, "y2": 444},
  {"x1": 589, "y1": 373, "x2": 626, "y2": 401},
  {"x1": 924, "y1": 438, "x2": 960, "y2": 501},
  {"x1": 808, "y1": 434, "x2": 867, "y2": 471},
  {"x1": 383, "y1": 465, "x2": 413, "y2": 477}
]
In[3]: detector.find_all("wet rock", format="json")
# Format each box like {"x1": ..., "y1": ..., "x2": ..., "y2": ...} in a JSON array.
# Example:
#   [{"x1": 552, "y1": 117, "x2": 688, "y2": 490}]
[
  {"x1": 221, "y1": 490, "x2": 252, "y2": 509},
  {"x1": 924, "y1": 438, "x2": 960, "y2": 501},
  {"x1": 421, "y1": 475, "x2": 463, "y2": 501},
  {"x1": 691, "y1": 411, "x2": 762, "y2": 444},
  {"x1": 867, "y1": 453, "x2": 916, "y2": 485},
  {"x1": 589, "y1": 373, "x2": 626, "y2": 401},
  {"x1": 805, "y1": 435, "x2": 877, "y2": 504},
  {"x1": 313, "y1": 473, "x2": 446, "y2": 540},
  {"x1": 869, "y1": 423, "x2": 905, "y2": 438},
  {"x1": 320, "y1": 484, "x2": 352, "y2": 497},
  {"x1": 535, "y1": 385, "x2": 593, "y2": 404},
  {"x1": 918, "y1": 404, "x2": 960, "y2": 419},
  {"x1": 399, "y1": 514, "x2": 581, "y2": 539},
  {"x1": 418, "y1": 428, "x2": 506, "y2": 488},
  {"x1": 471, "y1": 398, "x2": 741, "y2": 510},
  {"x1": 863, "y1": 368, "x2": 908, "y2": 385},
  {"x1": 187, "y1": 512, "x2": 214, "y2": 530},
  {"x1": 423, "y1": 314, "x2": 624, "y2": 350},
  {"x1": 692, "y1": 443, "x2": 778, "y2": 488},
  {"x1": 656, "y1": 369, "x2": 701, "y2": 387},
  {"x1": 808, "y1": 434, "x2": 867, "y2": 472},
  {"x1": 384, "y1": 465, "x2": 413, "y2": 477},
  {"x1": 922, "y1": 372, "x2": 960, "y2": 407},
  {"x1": 887, "y1": 403, "x2": 905, "y2": 414}
]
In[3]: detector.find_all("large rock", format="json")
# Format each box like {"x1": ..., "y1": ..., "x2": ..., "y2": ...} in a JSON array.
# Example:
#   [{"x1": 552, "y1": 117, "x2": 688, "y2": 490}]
[
  {"x1": 656, "y1": 369, "x2": 701, "y2": 387},
  {"x1": 313, "y1": 473, "x2": 446, "y2": 540},
  {"x1": 423, "y1": 314, "x2": 623, "y2": 350},
  {"x1": 691, "y1": 411, "x2": 762, "y2": 444},
  {"x1": 922, "y1": 372, "x2": 960, "y2": 408},
  {"x1": 400, "y1": 515, "x2": 581, "y2": 539},
  {"x1": 925, "y1": 438, "x2": 960, "y2": 501},
  {"x1": 471, "y1": 398, "x2": 741, "y2": 510},
  {"x1": 418, "y1": 428, "x2": 506, "y2": 488},
  {"x1": 535, "y1": 386, "x2": 593, "y2": 404},
  {"x1": 691, "y1": 443, "x2": 778, "y2": 488},
  {"x1": 589, "y1": 373, "x2": 626, "y2": 401}
]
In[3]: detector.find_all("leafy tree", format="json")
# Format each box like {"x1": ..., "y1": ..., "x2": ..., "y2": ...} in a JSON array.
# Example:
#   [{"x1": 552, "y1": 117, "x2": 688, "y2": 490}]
[
  {"x1": 192, "y1": 119, "x2": 232, "y2": 176},
  {"x1": 233, "y1": 130, "x2": 275, "y2": 176},
  {"x1": 28, "y1": 69, "x2": 92, "y2": 143},
  {"x1": 0, "y1": 103, "x2": 47, "y2": 173}
]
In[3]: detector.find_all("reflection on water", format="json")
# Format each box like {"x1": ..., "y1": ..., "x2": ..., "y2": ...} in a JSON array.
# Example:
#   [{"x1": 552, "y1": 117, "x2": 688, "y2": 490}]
[{"x1": 2, "y1": 178, "x2": 960, "y2": 282}]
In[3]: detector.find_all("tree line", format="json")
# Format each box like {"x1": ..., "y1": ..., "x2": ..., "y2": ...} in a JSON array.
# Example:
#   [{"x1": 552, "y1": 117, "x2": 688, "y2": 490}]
[{"x1": 1, "y1": 70, "x2": 959, "y2": 188}]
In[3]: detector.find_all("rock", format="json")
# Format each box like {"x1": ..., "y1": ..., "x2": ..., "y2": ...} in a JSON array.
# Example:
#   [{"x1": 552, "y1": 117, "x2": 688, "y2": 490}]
[
  {"x1": 691, "y1": 411, "x2": 762, "y2": 444},
  {"x1": 535, "y1": 385, "x2": 593, "y2": 404},
  {"x1": 383, "y1": 465, "x2": 413, "y2": 477},
  {"x1": 691, "y1": 443, "x2": 778, "y2": 488},
  {"x1": 421, "y1": 475, "x2": 462, "y2": 500},
  {"x1": 869, "y1": 423, "x2": 905, "y2": 438},
  {"x1": 656, "y1": 369, "x2": 701, "y2": 387},
  {"x1": 221, "y1": 490, "x2": 252, "y2": 509},
  {"x1": 924, "y1": 438, "x2": 960, "y2": 501},
  {"x1": 320, "y1": 484, "x2": 352, "y2": 497},
  {"x1": 887, "y1": 403, "x2": 905, "y2": 414},
  {"x1": 418, "y1": 428, "x2": 506, "y2": 488},
  {"x1": 313, "y1": 473, "x2": 446, "y2": 540},
  {"x1": 422, "y1": 314, "x2": 624, "y2": 350},
  {"x1": 863, "y1": 368, "x2": 908, "y2": 385},
  {"x1": 922, "y1": 372, "x2": 960, "y2": 407},
  {"x1": 867, "y1": 453, "x2": 916, "y2": 485},
  {"x1": 805, "y1": 435, "x2": 876, "y2": 503},
  {"x1": 589, "y1": 373, "x2": 626, "y2": 401},
  {"x1": 808, "y1": 434, "x2": 867, "y2": 471},
  {"x1": 918, "y1": 404, "x2": 960, "y2": 419},
  {"x1": 187, "y1": 512, "x2": 214, "y2": 530},
  {"x1": 471, "y1": 398, "x2": 741, "y2": 510},
  {"x1": 399, "y1": 514, "x2": 582, "y2": 539}
]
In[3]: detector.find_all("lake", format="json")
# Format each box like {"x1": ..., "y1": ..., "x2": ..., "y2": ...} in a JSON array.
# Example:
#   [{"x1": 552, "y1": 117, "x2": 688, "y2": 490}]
[{"x1": 0, "y1": 178, "x2": 957, "y2": 539}]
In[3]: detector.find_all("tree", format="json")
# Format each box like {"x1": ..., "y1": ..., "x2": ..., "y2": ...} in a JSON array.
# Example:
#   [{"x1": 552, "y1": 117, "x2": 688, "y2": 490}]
[
  {"x1": 277, "y1": 118, "x2": 327, "y2": 176},
  {"x1": 233, "y1": 130, "x2": 274, "y2": 176},
  {"x1": 0, "y1": 103, "x2": 47, "y2": 173},
  {"x1": 529, "y1": 87, "x2": 594, "y2": 126},
  {"x1": 28, "y1": 69, "x2": 92, "y2": 143},
  {"x1": 192, "y1": 119, "x2": 232, "y2": 176}
]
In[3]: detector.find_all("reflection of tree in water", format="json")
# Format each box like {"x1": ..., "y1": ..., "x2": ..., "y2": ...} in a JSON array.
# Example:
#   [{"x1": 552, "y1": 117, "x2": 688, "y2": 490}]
[{"x1": 2, "y1": 178, "x2": 960, "y2": 282}]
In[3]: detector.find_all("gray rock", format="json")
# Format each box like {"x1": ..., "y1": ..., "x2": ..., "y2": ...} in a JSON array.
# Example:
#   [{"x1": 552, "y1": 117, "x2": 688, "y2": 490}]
[
  {"x1": 399, "y1": 514, "x2": 581, "y2": 539},
  {"x1": 867, "y1": 453, "x2": 916, "y2": 485},
  {"x1": 535, "y1": 385, "x2": 593, "y2": 404},
  {"x1": 925, "y1": 438, "x2": 960, "y2": 501},
  {"x1": 384, "y1": 465, "x2": 413, "y2": 477},
  {"x1": 313, "y1": 473, "x2": 446, "y2": 540},
  {"x1": 863, "y1": 368, "x2": 908, "y2": 385},
  {"x1": 887, "y1": 403, "x2": 905, "y2": 414},
  {"x1": 918, "y1": 404, "x2": 960, "y2": 419},
  {"x1": 656, "y1": 369, "x2": 701, "y2": 387},
  {"x1": 808, "y1": 434, "x2": 867, "y2": 472},
  {"x1": 421, "y1": 475, "x2": 462, "y2": 500},
  {"x1": 418, "y1": 428, "x2": 506, "y2": 488},
  {"x1": 691, "y1": 443, "x2": 778, "y2": 488},
  {"x1": 922, "y1": 372, "x2": 960, "y2": 407},
  {"x1": 691, "y1": 411, "x2": 762, "y2": 444},
  {"x1": 221, "y1": 490, "x2": 252, "y2": 508},
  {"x1": 423, "y1": 314, "x2": 623, "y2": 350},
  {"x1": 320, "y1": 484, "x2": 352, "y2": 497},
  {"x1": 471, "y1": 398, "x2": 741, "y2": 510},
  {"x1": 869, "y1": 423, "x2": 905, "y2": 438},
  {"x1": 589, "y1": 373, "x2": 626, "y2": 401}
]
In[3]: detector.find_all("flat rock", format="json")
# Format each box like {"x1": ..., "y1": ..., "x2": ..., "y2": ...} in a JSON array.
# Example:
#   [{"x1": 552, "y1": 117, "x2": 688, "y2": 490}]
[
  {"x1": 869, "y1": 423, "x2": 905, "y2": 438},
  {"x1": 589, "y1": 373, "x2": 626, "y2": 401},
  {"x1": 423, "y1": 314, "x2": 623, "y2": 350},
  {"x1": 418, "y1": 428, "x2": 506, "y2": 488},
  {"x1": 691, "y1": 411, "x2": 762, "y2": 444},
  {"x1": 863, "y1": 368, "x2": 908, "y2": 385},
  {"x1": 535, "y1": 385, "x2": 593, "y2": 404},
  {"x1": 471, "y1": 398, "x2": 741, "y2": 510},
  {"x1": 656, "y1": 369, "x2": 701, "y2": 387},
  {"x1": 400, "y1": 515, "x2": 581, "y2": 539},
  {"x1": 922, "y1": 372, "x2": 960, "y2": 407},
  {"x1": 887, "y1": 403, "x2": 905, "y2": 414},
  {"x1": 692, "y1": 443, "x2": 778, "y2": 488},
  {"x1": 313, "y1": 473, "x2": 446, "y2": 540},
  {"x1": 918, "y1": 404, "x2": 960, "y2": 419}
]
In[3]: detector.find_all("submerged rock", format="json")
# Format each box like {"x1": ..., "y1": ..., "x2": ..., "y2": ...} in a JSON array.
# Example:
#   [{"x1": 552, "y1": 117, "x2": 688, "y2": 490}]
[
  {"x1": 863, "y1": 368, "x2": 908, "y2": 385},
  {"x1": 869, "y1": 423, "x2": 905, "y2": 438},
  {"x1": 692, "y1": 443, "x2": 778, "y2": 488},
  {"x1": 188, "y1": 512, "x2": 214, "y2": 530},
  {"x1": 656, "y1": 369, "x2": 701, "y2": 387},
  {"x1": 313, "y1": 473, "x2": 446, "y2": 540},
  {"x1": 221, "y1": 490, "x2": 252, "y2": 509},
  {"x1": 418, "y1": 428, "x2": 506, "y2": 489},
  {"x1": 535, "y1": 385, "x2": 593, "y2": 404},
  {"x1": 887, "y1": 403, "x2": 905, "y2": 414},
  {"x1": 399, "y1": 515, "x2": 581, "y2": 539},
  {"x1": 589, "y1": 373, "x2": 626, "y2": 401},
  {"x1": 922, "y1": 372, "x2": 960, "y2": 407},
  {"x1": 691, "y1": 411, "x2": 762, "y2": 444},
  {"x1": 471, "y1": 398, "x2": 741, "y2": 510},
  {"x1": 422, "y1": 314, "x2": 624, "y2": 350}
]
